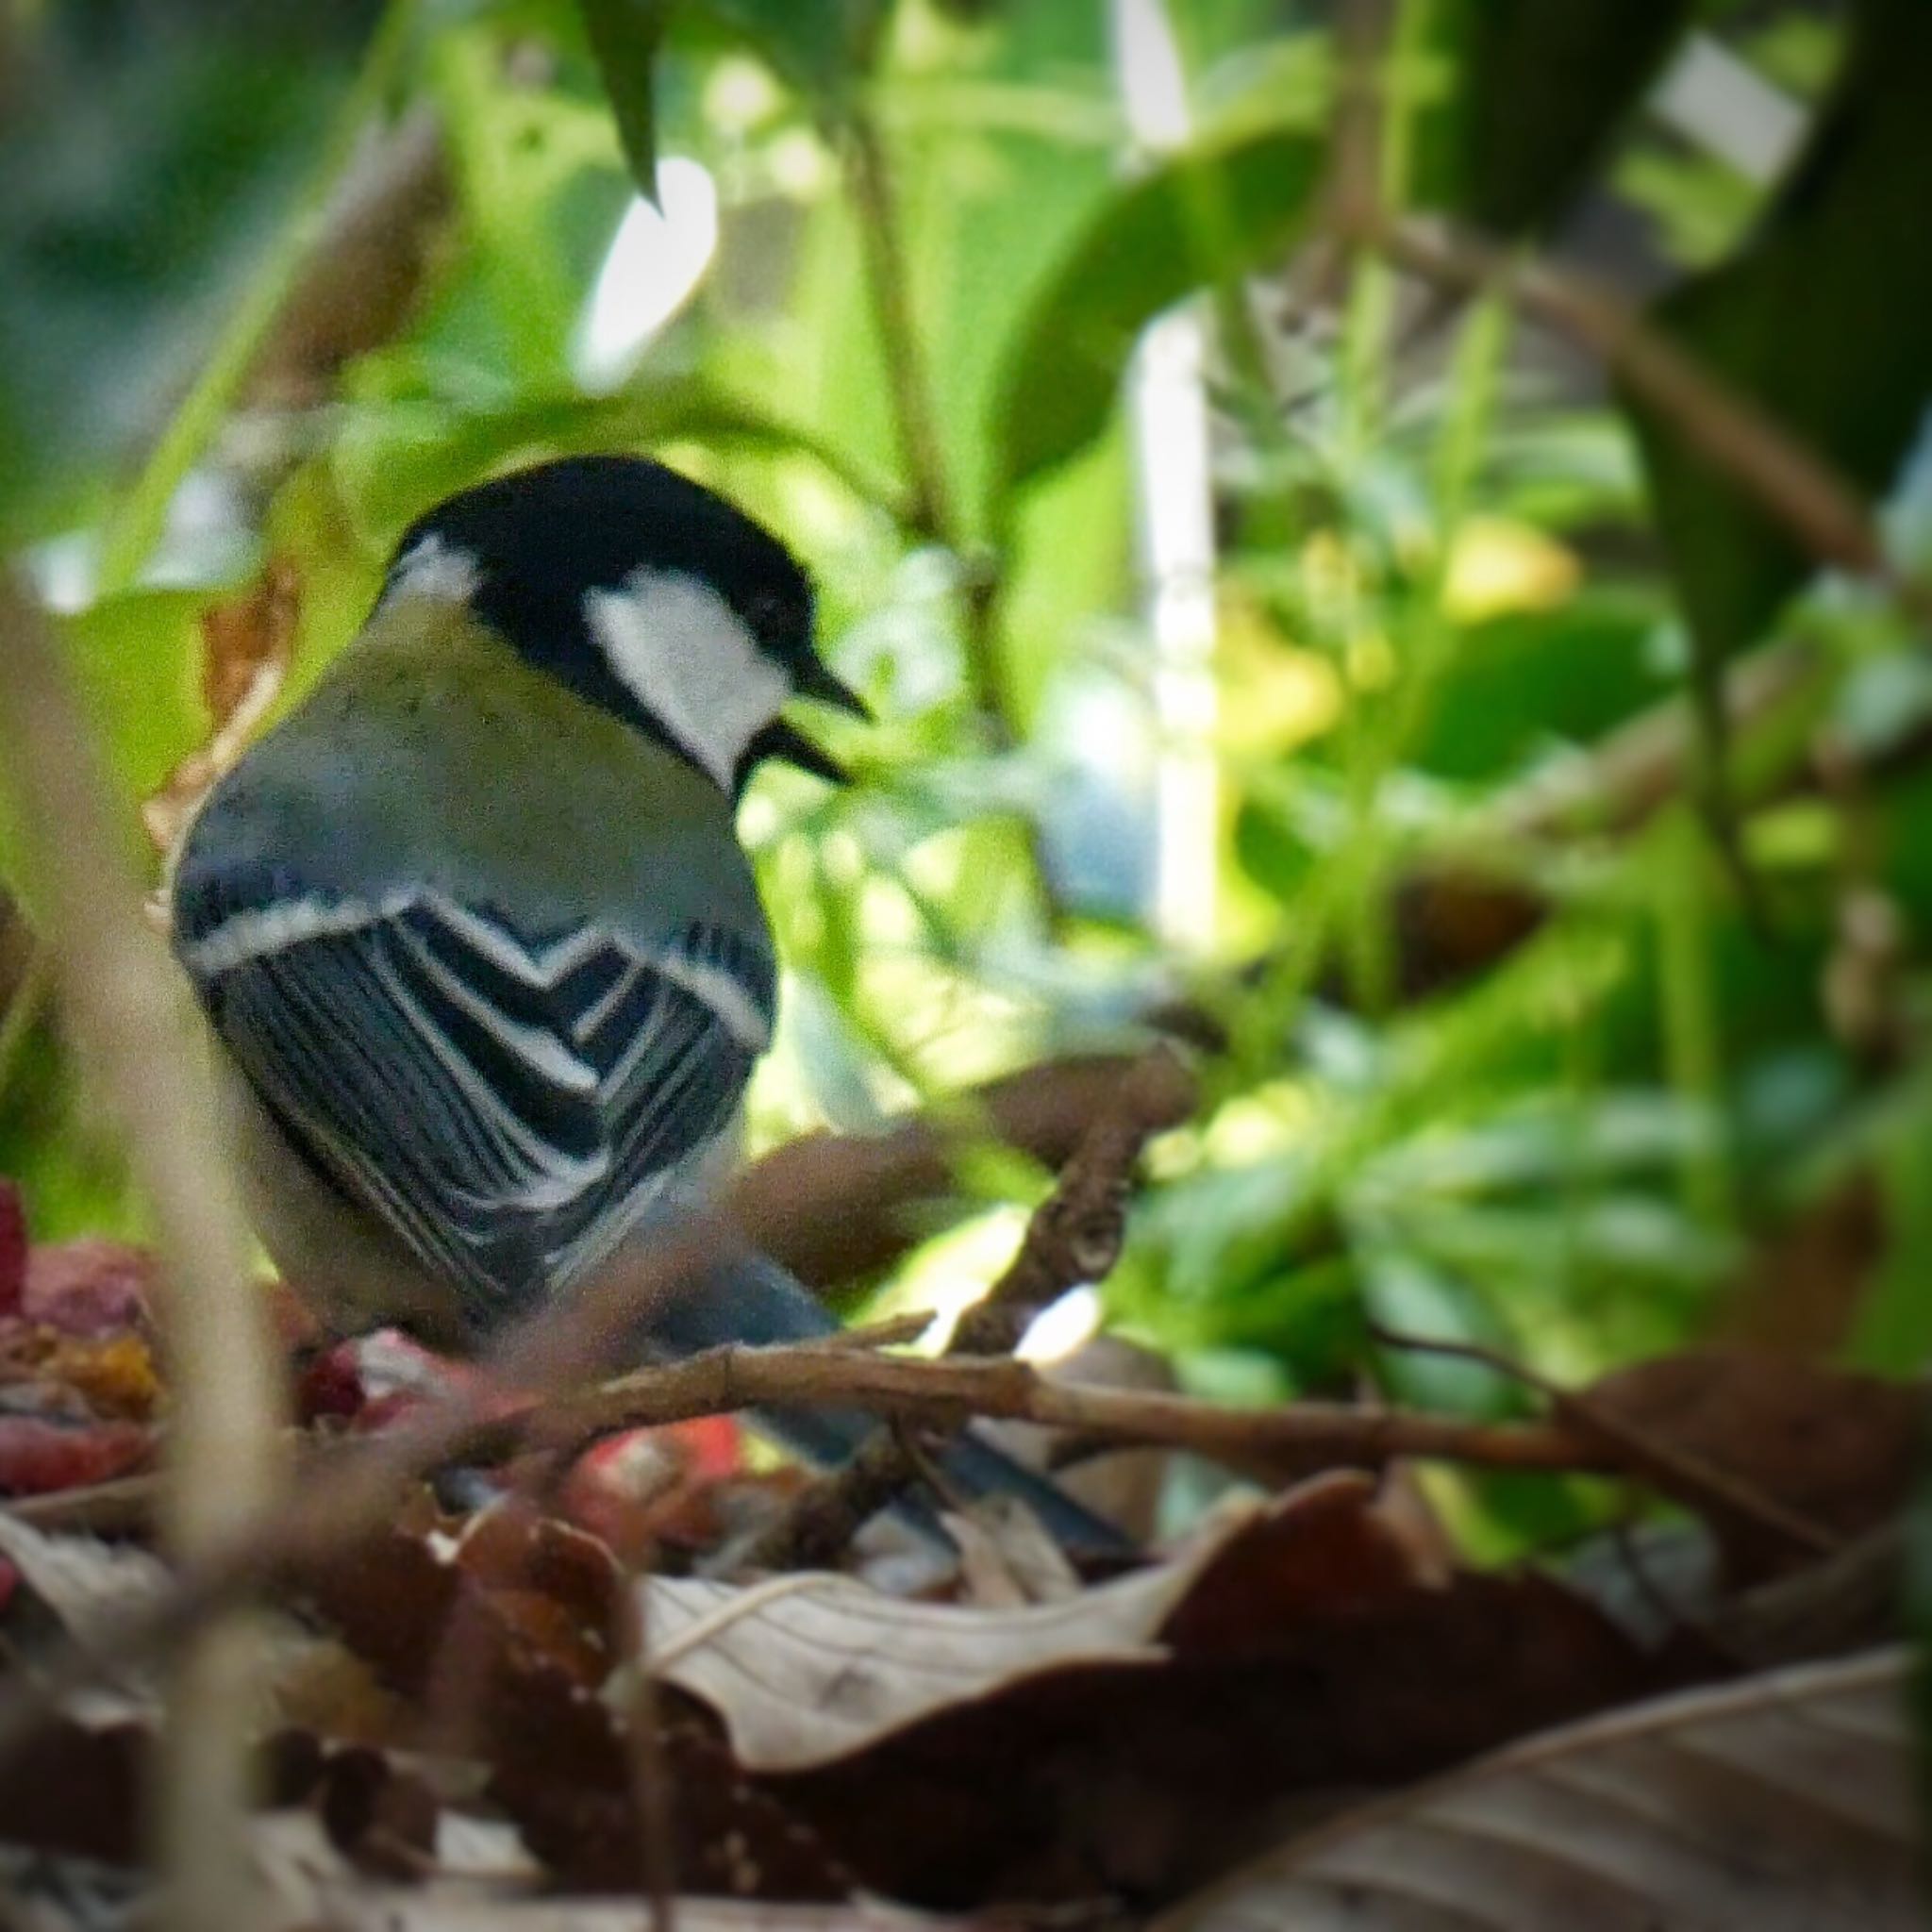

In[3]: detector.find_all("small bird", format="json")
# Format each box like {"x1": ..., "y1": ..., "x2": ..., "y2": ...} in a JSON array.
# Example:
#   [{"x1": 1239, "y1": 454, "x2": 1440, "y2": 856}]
[{"x1": 168, "y1": 454, "x2": 1124, "y2": 1550}]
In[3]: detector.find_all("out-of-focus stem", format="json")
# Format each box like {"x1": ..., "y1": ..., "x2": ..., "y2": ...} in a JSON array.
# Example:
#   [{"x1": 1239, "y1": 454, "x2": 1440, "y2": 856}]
[
  {"x1": 0, "y1": 575, "x2": 288, "y2": 1930},
  {"x1": 845, "y1": 111, "x2": 1015, "y2": 751}
]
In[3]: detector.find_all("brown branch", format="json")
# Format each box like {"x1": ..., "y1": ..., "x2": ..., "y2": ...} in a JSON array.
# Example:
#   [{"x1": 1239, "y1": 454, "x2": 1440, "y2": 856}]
[
  {"x1": 954, "y1": 1045, "x2": 1193, "y2": 1356},
  {"x1": 1369, "y1": 215, "x2": 1919, "y2": 613},
  {"x1": 733, "y1": 1424, "x2": 941, "y2": 1574},
  {"x1": 1325, "y1": 0, "x2": 1399, "y2": 239},
  {"x1": 741, "y1": 1049, "x2": 1199, "y2": 1293},
  {"x1": 0, "y1": 1313, "x2": 1617, "y2": 1774},
  {"x1": 512, "y1": 1343, "x2": 1612, "y2": 1480},
  {"x1": 741, "y1": 1047, "x2": 1195, "y2": 1568},
  {"x1": 244, "y1": 106, "x2": 452, "y2": 407},
  {"x1": 2, "y1": 1314, "x2": 936, "y2": 1547}
]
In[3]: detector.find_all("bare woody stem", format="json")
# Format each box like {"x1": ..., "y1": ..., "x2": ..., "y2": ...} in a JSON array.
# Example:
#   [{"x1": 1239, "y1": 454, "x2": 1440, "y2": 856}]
[
  {"x1": 1368, "y1": 214, "x2": 1914, "y2": 609},
  {"x1": 0, "y1": 1324, "x2": 1616, "y2": 1776},
  {"x1": 739, "y1": 1046, "x2": 1198, "y2": 1566},
  {"x1": 512, "y1": 1341, "x2": 1612, "y2": 1478},
  {"x1": 844, "y1": 110, "x2": 1016, "y2": 746},
  {"x1": 846, "y1": 112, "x2": 954, "y2": 545}
]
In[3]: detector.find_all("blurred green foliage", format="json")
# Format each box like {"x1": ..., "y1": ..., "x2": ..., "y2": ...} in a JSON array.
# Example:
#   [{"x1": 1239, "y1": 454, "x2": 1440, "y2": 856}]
[{"x1": 3, "y1": 0, "x2": 1931, "y2": 1560}]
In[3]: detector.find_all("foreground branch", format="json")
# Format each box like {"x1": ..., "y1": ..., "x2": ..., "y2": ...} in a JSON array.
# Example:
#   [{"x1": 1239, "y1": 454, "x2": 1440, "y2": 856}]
[
  {"x1": 0, "y1": 1298, "x2": 1622, "y2": 1777},
  {"x1": 0, "y1": 578, "x2": 288, "y2": 1931},
  {"x1": 741, "y1": 1050, "x2": 1200, "y2": 1292},
  {"x1": 955, "y1": 1046, "x2": 1193, "y2": 1356},
  {"x1": 740, "y1": 1047, "x2": 1197, "y2": 1566},
  {"x1": 510, "y1": 1341, "x2": 1612, "y2": 1480}
]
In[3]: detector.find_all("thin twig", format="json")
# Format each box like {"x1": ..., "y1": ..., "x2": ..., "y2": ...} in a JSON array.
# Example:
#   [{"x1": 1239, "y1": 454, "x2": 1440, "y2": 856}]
[
  {"x1": 732, "y1": 1424, "x2": 935, "y2": 1574},
  {"x1": 843, "y1": 109, "x2": 1015, "y2": 747},
  {"x1": 741, "y1": 1049, "x2": 1200, "y2": 1292},
  {"x1": 0, "y1": 1317, "x2": 1623, "y2": 1773},
  {"x1": 6, "y1": 1473, "x2": 161, "y2": 1537},
  {"x1": 1713, "y1": 1521, "x2": 1902, "y2": 1669},
  {"x1": 1368, "y1": 215, "x2": 1922, "y2": 617},
  {"x1": 741, "y1": 1047, "x2": 1195, "y2": 1568},
  {"x1": 843, "y1": 112, "x2": 956, "y2": 546},
  {"x1": 954, "y1": 1045, "x2": 1193, "y2": 1357},
  {"x1": 524, "y1": 1344, "x2": 1608, "y2": 1476},
  {"x1": 618, "y1": 1542, "x2": 678, "y2": 1932},
  {"x1": 1368, "y1": 1324, "x2": 1840, "y2": 1558},
  {"x1": 0, "y1": 576, "x2": 288, "y2": 1931}
]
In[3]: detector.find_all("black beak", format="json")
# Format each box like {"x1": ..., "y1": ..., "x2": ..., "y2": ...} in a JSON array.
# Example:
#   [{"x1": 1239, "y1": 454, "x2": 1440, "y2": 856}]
[
  {"x1": 796, "y1": 658, "x2": 872, "y2": 721},
  {"x1": 747, "y1": 716, "x2": 851, "y2": 786}
]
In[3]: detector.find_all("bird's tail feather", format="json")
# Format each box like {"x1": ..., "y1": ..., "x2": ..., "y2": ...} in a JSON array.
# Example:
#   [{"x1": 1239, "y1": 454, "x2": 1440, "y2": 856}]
[{"x1": 637, "y1": 1245, "x2": 1134, "y2": 1556}]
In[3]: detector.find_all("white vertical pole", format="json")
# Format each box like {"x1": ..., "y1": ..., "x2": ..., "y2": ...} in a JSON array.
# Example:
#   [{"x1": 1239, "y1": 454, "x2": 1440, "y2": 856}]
[{"x1": 1109, "y1": 0, "x2": 1220, "y2": 950}]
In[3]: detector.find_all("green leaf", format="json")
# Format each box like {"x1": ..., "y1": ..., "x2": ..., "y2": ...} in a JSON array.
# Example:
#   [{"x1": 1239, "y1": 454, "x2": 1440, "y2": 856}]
[
  {"x1": 991, "y1": 125, "x2": 1324, "y2": 497},
  {"x1": 1361, "y1": 1247, "x2": 1524, "y2": 1418},
  {"x1": 1625, "y1": 0, "x2": 1932, "y2": 675},
  {"x1": 1439, "y1": 0, "x2": 1693, "y2": 237},
  {"x1": 1233, "y1": 792, "x2": 1312, "y2": 905},
  {"x1": 579, "y1": 0, "x2": 669, "y2": 203},
  {"x1": 0, "y1": 589, "x2": 208, "y2": 898}
]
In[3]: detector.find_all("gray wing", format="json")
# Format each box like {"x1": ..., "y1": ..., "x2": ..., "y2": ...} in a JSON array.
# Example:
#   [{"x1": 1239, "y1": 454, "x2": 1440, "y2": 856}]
[{"x1": 174, "y1": 876, "x2": 774, "y2": 1328}]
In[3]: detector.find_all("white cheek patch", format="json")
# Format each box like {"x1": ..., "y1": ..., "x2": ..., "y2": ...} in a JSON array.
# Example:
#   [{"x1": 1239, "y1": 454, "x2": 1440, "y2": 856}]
[
  {"x1": 384, "y1": 533, "x2": 484, "y2": 607},
  {"x1": 584, "y1": 570, "x2": 791, "y2": 788}
]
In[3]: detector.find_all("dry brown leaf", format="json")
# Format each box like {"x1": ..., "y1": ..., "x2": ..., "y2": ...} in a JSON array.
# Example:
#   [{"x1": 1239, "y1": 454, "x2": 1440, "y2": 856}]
[
  {"x1": 285, "y1": 1509, "x2": 850, "y2": 1898},
  {"x1": 637, "y1": 1503, "x2": 1257, "y2": 1773},
  {"x1": 770, "y1": 1474, "x2": 1670, "y2": 1907},
  {"x1": 1585, "y1": 1348, "x2": 1921, "y2": 1579},
  {"x1": 141, "y1": 558, "x2": 300, "y2": 858},
  {"x1": 1156, "y1": 1647, "x2": 1916, "y2": 1932}
]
